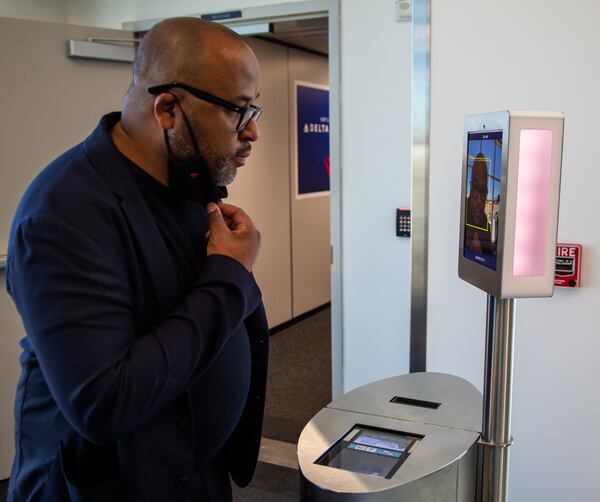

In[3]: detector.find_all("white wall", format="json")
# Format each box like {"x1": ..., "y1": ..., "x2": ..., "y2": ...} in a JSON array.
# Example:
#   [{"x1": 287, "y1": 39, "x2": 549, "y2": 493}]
[
  {"x1": 67, "y1": 0, "x2": 134, "y2": 29},
  {"x1": 428, "y1": 1, "x2": 600, "y2": 501},
  {"x1": 340, "y1": 1, "x2": 412, "y2": 390},
  {"x1": 0, "y1": 0, "x2": 67, "y2": 23}
]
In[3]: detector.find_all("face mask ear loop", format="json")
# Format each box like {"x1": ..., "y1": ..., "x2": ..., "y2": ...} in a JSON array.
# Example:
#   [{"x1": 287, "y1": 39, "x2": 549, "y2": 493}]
[
  {"x1": 163, "y1": 129, "x2": 174, "y2": 157},
  {"x1": 177, "y1": 102, "x2": 201, "y2": 154},
  {"x1": 162, "y1": 93, "x2": 201, "y2": 157},
  {"x1": 162, "y1": 92, "x2": 179, "y2": 158}
]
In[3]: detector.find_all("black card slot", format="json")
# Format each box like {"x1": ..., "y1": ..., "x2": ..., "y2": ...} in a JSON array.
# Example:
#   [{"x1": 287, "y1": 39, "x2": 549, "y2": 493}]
[{"x1": 390, "y1": 396, "x2": 441, "y2": 409}]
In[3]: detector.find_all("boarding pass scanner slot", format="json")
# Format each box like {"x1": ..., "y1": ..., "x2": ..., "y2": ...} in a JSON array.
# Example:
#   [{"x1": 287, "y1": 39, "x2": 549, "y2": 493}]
[{"x1": 389, "y1": 396, "x2": 441, "y2": 409}]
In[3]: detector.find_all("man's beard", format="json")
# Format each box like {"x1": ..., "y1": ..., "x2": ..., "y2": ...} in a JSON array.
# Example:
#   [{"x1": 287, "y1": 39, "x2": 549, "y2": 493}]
[
  {"x1": 170, "y1": 132, "x2": 236, "y2": 186},
  {"x1": 209, "y1": 153, "x2": 237, "y2": 186}
]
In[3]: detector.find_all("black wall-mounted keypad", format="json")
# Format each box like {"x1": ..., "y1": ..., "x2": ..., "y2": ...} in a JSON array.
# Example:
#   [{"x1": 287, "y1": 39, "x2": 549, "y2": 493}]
[{"x1": 396, "y1": 208, "x2": 411, "y2": 237}]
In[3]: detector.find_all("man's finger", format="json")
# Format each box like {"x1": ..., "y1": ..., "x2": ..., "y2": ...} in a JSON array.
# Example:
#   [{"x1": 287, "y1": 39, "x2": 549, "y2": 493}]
[
  {"x1": 207, "y1": 203, "x2": 229, "y2": 234},
  {"x1": 217, "y1": 202, "x2": 241, "y2": 215},
  {"x1": 218, "y1": 202, "x2": 252, "y2": 227},
  {"x1": 223, "y1": 216, "x2": 235, "y2": 231}
]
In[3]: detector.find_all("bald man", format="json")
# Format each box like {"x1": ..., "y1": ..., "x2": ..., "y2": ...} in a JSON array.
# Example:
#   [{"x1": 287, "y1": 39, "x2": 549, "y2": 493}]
[{"x1": 6, "y1": 18, "x2": 268, "y2": 502}]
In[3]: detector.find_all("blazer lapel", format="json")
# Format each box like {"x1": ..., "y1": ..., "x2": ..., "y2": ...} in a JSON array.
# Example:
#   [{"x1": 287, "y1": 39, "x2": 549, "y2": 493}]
[
  {"x1": 82, "y1": 112, "x2": 180, "y2": 315},
  {"x1": 119, "y1": 192, "x2": 180, "y2": 315}
]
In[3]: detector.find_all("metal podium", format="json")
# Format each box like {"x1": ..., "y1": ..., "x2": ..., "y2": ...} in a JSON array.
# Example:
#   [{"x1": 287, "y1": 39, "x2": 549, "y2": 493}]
[{"x1": 299, "y1": 373, "x2": 481, "y2": 501}]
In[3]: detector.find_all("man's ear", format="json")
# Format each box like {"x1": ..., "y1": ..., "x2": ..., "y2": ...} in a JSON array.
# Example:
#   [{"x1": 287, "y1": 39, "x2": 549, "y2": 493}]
[{"x1": 152, "y1": 93, "x2": 177, "y2": 130}]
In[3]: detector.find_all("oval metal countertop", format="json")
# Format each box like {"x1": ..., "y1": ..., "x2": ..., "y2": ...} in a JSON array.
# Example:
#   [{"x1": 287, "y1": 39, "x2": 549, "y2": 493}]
[{"x1": 298, "y1": 372, "x2": 482, "y2": 498}]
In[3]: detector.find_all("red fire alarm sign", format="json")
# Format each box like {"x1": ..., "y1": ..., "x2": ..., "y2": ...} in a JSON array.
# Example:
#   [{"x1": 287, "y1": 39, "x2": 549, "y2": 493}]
[{"x1": 555, "y1": 244, "x2": 582, "y2": 288}]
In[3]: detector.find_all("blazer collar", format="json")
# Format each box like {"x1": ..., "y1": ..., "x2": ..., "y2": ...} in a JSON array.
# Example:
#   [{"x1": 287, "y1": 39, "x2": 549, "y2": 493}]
[{"x1": 82, "y1": 112, "x2": 136, "y2": 199}]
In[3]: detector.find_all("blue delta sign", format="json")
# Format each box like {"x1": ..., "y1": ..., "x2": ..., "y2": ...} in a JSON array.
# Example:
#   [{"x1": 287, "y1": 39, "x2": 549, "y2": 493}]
[{"x1": 296, "y1": 83, "x2": 330, "y2": 197}]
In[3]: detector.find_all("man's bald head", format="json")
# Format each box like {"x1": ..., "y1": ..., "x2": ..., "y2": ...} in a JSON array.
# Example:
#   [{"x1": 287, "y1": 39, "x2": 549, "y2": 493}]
[
  {"x1": 122, "y1": 17, "x2": 256, "y2": 128},
  {"x1": 132, "y1": 17, "x2": 245, "y2": 88}
]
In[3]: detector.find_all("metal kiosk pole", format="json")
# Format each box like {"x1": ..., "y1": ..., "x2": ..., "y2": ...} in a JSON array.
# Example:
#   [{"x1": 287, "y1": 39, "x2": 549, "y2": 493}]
[{"x1": 478, "y1": 295, "x2": 516, "y2": 502}]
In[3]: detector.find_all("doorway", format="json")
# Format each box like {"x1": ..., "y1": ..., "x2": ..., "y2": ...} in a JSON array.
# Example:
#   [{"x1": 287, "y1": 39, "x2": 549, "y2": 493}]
[{"x1": 126, "y1": 0, "x2": 343, "y2": 405}]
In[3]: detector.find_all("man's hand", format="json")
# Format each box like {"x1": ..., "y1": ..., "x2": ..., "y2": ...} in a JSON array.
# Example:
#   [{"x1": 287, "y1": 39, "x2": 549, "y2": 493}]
[{"x1": 206, "y1": 202, "x2": 261, "y2": 272}]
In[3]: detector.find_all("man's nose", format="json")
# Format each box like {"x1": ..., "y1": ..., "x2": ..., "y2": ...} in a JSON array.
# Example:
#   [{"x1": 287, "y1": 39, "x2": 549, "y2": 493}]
[{"x1": 239, "y1": 118, "x2": 260, "y2": 142}]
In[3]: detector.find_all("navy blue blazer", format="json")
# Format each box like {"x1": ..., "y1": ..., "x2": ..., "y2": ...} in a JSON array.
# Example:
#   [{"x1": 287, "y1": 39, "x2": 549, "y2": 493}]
[{"x1": 6, "y1": 113, "x2": 269, "y2": 502}]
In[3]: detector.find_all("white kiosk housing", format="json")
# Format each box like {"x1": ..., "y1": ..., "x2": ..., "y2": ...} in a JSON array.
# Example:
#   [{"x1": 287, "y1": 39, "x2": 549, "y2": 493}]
[{"x1": 459, "y1": 111, "x2": 564, "y2": 298}]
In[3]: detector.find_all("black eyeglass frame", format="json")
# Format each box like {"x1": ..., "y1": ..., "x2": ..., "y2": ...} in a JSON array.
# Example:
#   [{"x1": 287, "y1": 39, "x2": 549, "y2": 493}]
[{"x1": 148, "y1": 82, "x2": 263, "y2": 132}]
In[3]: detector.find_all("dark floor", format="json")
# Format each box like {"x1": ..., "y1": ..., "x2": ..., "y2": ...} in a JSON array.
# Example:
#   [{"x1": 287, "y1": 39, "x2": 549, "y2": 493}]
[
  {"x1": 263, "y1": 307, "x2": 332, "y2": 444},
  {"x1": 232, "y1": 462, "x2": 299, "y2": 502},
  {"x1": 0, "y1": 308, "x2": 331, "y2": 502}
]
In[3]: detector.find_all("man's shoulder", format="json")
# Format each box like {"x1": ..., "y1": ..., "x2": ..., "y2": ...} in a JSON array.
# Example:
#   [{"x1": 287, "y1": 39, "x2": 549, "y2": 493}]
[
  {"x1": 27, "y1": 144, "x2": 110, "y2": 202},
  {"x1": 15, "y1": 113, "x2": 131, "y2": 223},
  {"x1": 11, "y1": 140, "x2": 122, "y2": 236}
]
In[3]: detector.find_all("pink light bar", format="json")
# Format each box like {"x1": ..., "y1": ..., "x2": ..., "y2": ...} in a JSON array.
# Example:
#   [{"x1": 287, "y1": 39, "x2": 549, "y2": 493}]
[{"x1": 513, "y1": 129, "x2": 553, "y2": 276}]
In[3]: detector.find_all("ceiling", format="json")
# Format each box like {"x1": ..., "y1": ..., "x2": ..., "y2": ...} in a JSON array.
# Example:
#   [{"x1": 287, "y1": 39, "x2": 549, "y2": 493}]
[{"x1": 254, "y1": 17, "x2": 328, "y2": 57}]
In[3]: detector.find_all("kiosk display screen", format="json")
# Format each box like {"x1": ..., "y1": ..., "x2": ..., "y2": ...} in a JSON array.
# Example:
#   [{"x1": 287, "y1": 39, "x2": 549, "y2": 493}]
[
  {"x1": 464, "y1": 130, "x2": 503, "y2": 270},
  {"x1": 315, "y1": 426, "x2": 418, "y2": 479}
]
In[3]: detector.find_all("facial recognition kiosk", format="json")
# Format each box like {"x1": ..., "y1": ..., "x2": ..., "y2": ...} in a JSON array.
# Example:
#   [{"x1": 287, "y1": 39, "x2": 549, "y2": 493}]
[
  {"x1": 459, "y1": 111, "x2": 564, "y2": 298},
  {"x1": 460, "y1": 111, "x2": 564, "y2": 502},
  {"x1": 298, "y1": 111, "x2": 564, "y2": 502}
]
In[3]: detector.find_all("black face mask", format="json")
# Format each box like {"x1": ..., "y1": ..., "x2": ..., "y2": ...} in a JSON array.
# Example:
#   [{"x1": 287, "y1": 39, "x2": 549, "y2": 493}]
[{"x1": 164, "y1": 106, "x2": 227, "y2": 205}]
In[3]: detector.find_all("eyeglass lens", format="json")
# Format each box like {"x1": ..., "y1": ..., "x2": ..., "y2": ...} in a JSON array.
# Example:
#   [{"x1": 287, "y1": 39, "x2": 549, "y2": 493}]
[{"x1": 238, "y1": 107, "x2": 263, "y2": 132}]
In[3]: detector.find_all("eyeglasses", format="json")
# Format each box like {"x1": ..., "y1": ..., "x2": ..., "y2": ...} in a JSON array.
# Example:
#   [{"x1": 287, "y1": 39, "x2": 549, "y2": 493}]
[{"x1": 148, "y1": 82, "x2": 263, "y2": 132}]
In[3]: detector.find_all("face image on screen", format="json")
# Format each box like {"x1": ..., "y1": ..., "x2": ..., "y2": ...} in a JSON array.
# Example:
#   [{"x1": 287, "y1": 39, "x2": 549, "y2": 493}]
[
  {"x1": 464, "y1": 131, "x2": 502, "y2": 270},
  {"x1": 353, "y1": 430, "x2": 413, "y2": 452}
]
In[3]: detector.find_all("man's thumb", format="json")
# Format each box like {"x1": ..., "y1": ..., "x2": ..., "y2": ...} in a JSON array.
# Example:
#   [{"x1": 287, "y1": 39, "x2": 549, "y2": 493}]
[{"x1": 207, "y1": 203, "x2": 226, "y2": 230}]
